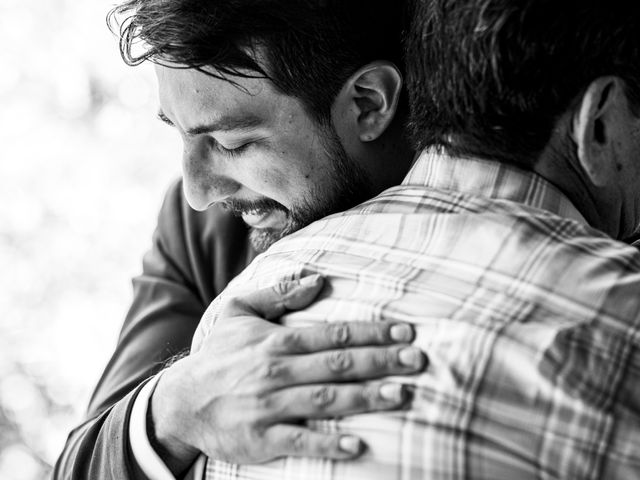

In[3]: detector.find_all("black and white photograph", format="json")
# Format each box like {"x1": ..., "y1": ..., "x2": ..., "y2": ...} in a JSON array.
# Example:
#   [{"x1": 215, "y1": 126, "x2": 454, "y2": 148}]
[{"x1": 2, "y1": 1, "x2": 640, "y2": 479}]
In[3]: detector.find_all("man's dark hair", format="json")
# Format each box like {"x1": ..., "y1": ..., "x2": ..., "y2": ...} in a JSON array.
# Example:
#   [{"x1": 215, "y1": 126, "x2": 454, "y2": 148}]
[
  {"x1": 405, "y1": 0, "x2": 640, "y2": 167},
  {"x1": 109, "y1": 0, "x2": 405, "y2": 124}
]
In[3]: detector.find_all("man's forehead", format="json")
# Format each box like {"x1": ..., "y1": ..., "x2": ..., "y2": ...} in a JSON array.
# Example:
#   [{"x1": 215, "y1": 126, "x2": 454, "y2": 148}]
[
  {"x1": 154, "y1": 64, "x2": 276, "y2": 133},
  {"x1": 154, "y1": 63, "x2": 270, "y2": 98}
]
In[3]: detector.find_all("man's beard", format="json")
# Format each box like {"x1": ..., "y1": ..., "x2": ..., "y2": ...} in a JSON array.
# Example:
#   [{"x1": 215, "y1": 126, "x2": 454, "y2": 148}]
[{"x1": 222, "y1": 122, "x2": 374, "y2": 253}]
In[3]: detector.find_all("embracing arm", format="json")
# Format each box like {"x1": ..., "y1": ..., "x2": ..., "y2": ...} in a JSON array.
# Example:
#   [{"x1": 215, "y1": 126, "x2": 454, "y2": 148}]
[
  {"x1": 53, "y1": 180, "x2": 428, "y2": 479},
  {"x1": 53, "y1": 179, "x2": 253, "y2": 480}
]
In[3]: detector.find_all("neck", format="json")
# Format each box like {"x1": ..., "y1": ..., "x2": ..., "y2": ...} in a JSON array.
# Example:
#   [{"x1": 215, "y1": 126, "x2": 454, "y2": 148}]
[
  {"x1": 533, "y1": 146, "x2": 626, "y2": 239},
  {"x1": 370, "y1": 114, "x2": 416, "y2": 190}
]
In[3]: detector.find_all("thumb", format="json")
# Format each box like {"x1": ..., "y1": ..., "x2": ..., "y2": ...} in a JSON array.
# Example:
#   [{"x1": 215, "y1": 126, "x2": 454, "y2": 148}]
[{"x1": 227, "y1": 274, "x2": 325, "y2": 321}]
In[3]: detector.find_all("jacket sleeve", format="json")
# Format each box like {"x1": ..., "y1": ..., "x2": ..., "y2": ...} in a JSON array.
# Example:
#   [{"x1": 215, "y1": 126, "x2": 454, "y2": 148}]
[{"x1": 53, "y1": 179, "x2": 253, "y2": 479}]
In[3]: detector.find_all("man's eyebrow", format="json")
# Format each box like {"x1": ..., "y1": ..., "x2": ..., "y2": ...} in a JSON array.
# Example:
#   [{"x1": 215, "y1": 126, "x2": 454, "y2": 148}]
[{"x1": 157, "y1": 110, "x2": 262, "y2": 135}]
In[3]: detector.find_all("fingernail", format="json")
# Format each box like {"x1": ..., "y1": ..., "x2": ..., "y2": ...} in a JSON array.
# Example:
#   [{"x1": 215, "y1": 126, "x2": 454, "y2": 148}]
[
  {"x1": 399, "y1": 347, "x2": 423, "y2": 368},
  {"x1": 339, "y1": 436, "x2": 362, "y2": 454},
  {"x1": 299, "y1": 274, "x2": 322, "y2": 287},
  {"x1": 379, "y1": 383, "x2": 403, "y2": 402},
  {"x1": 389, "y1": 324, "x2": 413, "y2": 342}
]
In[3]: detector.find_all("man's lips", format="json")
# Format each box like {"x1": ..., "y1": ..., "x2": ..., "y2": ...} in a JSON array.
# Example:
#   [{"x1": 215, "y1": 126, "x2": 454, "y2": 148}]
[{"x1": 241, "y1": 209, "x2": 288, "y2": 229}]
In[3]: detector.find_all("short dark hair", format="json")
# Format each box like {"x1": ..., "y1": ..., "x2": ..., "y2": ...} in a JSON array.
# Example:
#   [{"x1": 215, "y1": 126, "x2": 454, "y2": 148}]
[
  {"x1": 109, "y1": 0, "x2": 405, "y2": 123},
  {"x1": 405, "y1": 0, "x2": 640, "y2": 167}
]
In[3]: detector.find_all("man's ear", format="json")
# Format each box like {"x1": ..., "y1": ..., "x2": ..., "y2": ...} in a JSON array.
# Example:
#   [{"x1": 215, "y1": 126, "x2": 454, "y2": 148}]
[
  {"x1": 571, "y1": 77, "x2": 627, "y2": 186},
  {"x1": 332, "y1": 61, "x2": 403, "y2": 142}
]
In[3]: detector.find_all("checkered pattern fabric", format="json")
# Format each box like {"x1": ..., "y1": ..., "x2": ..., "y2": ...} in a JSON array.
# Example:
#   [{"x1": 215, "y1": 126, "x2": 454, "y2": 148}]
[{"x1": 192, "y1": 150, "x2": 640, "y2": 479}]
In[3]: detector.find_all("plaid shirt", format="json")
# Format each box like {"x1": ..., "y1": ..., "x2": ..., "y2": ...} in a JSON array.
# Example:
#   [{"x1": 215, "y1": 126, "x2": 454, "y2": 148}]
[{"x1": 192, "y1": 150, "x2": 640, "y2": 479}]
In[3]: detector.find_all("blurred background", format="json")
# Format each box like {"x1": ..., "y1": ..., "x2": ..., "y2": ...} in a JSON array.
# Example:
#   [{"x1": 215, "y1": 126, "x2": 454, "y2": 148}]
[{"x1": 0, "y1": 0, "x2": 181, "y2": 478}]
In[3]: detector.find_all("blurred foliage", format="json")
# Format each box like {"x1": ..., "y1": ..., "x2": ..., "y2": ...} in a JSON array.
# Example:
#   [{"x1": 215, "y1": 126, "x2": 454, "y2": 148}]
[{"x1": 0, "y1": 0, "x2": 180, "y2": 478}]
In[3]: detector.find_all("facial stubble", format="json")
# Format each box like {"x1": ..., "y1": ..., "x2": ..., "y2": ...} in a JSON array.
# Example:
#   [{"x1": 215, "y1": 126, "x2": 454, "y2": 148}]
[{"x1": 241, "y1": 122, "x2": 374, "y2": 253}]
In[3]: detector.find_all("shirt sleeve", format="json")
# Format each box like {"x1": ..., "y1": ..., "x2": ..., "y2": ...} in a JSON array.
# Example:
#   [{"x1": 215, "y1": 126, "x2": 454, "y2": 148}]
[
  {"x1": 53, "y1": 179, "x2": 253, "y2": 480},
  {"x1": 129, "y1": 372, "x2": 206, "y2": 480}
]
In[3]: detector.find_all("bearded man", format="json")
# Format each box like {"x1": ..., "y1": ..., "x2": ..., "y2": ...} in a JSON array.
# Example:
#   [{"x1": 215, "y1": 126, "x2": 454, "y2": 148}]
[{"x1": 54, "y1": 2, "x2": 426, "y2": 479}]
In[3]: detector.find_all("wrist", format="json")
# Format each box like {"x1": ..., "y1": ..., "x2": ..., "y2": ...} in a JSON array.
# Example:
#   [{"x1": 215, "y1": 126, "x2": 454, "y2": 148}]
[{"x1": 148, "y1": 366, "x2": 200, "y2": 476}]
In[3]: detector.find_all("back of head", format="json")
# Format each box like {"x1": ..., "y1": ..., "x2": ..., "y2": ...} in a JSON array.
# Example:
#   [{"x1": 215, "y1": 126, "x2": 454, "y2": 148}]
[
  {"x1": 109, "y1": 0, "x2": 405, "y2": 124},
  {"x1": 405, "y1": 0, "x2": 640, "y2": 167}
]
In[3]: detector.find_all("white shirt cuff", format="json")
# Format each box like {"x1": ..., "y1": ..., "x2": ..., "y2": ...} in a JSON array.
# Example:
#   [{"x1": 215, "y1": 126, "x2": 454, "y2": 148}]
[{"x1": 129, "y1": 372, "x2": 206, "y2": 480}]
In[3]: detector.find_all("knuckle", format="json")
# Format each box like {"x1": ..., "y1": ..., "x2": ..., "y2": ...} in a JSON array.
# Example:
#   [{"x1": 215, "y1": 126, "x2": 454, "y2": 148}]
[
  {"x1": 310, "y1": 385, "x2": 336, "y2": 410},
  {"x1": 272, "y1": 280, "x2": 295, "y2": 297},
  {"x1": 266, "y1": 329, "x2": 302, "y2": 352},
  {"x1": 288, "y1": 430, "x2": 307, "y2": 453},
  {"x1": 253, "y1": 392, "x2": 278, "y2": 416},
  {"x1": 328, "y1": 324, "x2": 351, "y2": 347},
  {"x1": 264, "y1": 331, "x2": 282, "y2": 350},
  {"x1": 317, "y1": 435, "x2": 339, "y2": 456},
  {"x1": 279, "y1": 330, "x2": 303, "y2": 351},
  {"x1": 256, "y1": 358, "x2": 288, "y2": 384},
  {"x1": 326, "y1": 350, "x2": 353, "y2": 373},
  {"x1": 373, "y1": 348, "x2": 398, "y2": 371},
  {"x1": 363, "y1": 384, "x2": 382, "y2": 407},
  {"x1": 377, "y1": 323, "x2": 393, "y2": 343},
  {"x1": 352, "y1": 385, "x2": 375, "y2": 410}
]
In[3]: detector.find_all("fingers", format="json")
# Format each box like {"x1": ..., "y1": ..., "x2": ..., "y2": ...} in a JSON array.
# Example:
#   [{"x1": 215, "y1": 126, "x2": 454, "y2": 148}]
[
  {"x1": 276, "y1": 345, "x2": 427, "y2": 386},
  {"x1": 263, "y1": 424, "x2": 364, "y2": 460},
  {"x1": 226, "y1": 274, "x2": 325, "y2": 320},
  {"x1": 251, "y1": 345, "x2": 426, "y2": 391},
  {"x1": 261, "y1": 381, "x2": 411, "y2": 421},
  {"x1": 266, "y1": 321, "x2": 417, "y2": 354}
]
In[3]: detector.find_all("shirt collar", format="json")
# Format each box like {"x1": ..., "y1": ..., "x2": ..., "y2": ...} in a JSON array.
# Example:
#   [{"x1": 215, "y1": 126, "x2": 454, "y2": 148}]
[{"x1": 402, "y1": 149, "x2": 588, "y2": 226}]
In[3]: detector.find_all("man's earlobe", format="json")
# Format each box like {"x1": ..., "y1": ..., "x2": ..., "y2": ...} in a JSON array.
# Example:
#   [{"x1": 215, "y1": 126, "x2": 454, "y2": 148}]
[
  {"x1": 346, "y1": 61, "x2": 403, "y2": 142},
  {"x1": 571, "y1": 77, "x2": 621, "y2": 186}
]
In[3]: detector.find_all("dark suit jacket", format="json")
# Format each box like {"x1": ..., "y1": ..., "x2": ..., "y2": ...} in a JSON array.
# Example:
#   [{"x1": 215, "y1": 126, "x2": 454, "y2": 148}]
[{"x1": 53, "y1": 179, "x2": 255, "y2": 479}]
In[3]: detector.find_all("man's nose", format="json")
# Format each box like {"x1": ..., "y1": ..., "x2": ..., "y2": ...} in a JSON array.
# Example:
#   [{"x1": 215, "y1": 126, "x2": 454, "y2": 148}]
[{"x1": 182, "y1": 136, "x2": 239, "y2": 211}]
